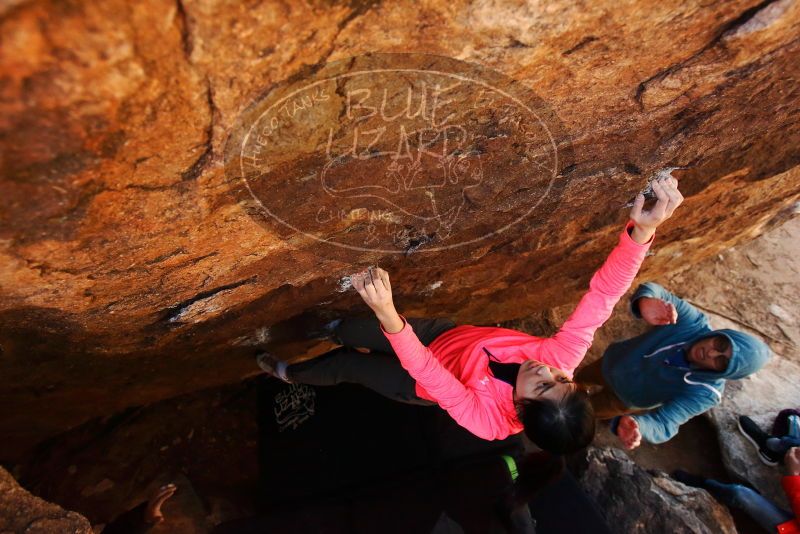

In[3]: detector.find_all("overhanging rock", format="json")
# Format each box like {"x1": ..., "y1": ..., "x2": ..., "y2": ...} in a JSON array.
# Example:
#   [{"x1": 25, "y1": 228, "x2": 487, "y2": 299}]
[{"x1": 0, "y1": 0, "x2": 799, "y2": 458}]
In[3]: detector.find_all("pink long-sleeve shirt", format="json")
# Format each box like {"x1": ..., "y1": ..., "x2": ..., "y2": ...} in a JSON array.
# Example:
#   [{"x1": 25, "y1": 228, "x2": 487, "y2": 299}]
[{"x1": 379, "y1": 222, "x2": 653, "y2": 441}]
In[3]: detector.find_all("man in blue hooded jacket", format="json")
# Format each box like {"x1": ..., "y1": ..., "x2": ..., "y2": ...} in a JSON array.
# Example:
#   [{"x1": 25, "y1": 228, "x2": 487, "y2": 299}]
[{"x1": 575, "y1": 282, "x2": 771, "y2": 449}]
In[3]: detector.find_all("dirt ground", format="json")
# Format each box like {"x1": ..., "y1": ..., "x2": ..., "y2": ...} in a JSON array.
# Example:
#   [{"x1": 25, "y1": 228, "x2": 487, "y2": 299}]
[
  {"x1": 7, "y1": 215, "x2": 799, "y2": 533},
  {"x1": 586, "y1": 214, "x2": 800, "y2": 533},
  {"x1": 503, "y1": 214, "x2": 800, "y2": 533}
]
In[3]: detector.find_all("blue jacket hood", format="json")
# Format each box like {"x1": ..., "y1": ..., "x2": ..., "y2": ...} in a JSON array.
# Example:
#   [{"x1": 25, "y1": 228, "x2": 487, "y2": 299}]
[
  {"x1": 702, "y1": 329, "x2": 771, "y2": 380},
  {"x1": 602, "y1": 282, "x2": 773, "y2": 445}
]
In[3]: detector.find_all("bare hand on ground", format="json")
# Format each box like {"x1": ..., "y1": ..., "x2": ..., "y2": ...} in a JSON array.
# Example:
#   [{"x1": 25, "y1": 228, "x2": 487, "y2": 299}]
[
  {"x1": 617, "y1": 415, "x2": 642, "y2": 450},
  {"x1": 639, "y1": 297, "x2": 678, "y2": 325},
  {"x1": 787, "y1": 447, "x2": 800, "y2": 476},
  {"x1": 144, "y1": 483, "x2": 177, "y2": 524},
  {"x1": 629, "y1": 174, "x2": 684, "y2": 244}
]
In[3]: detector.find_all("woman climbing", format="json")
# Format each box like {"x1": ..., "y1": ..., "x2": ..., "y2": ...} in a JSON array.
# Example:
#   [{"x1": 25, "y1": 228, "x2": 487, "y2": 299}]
[{"x1": 258, "y1": 176, "x2": 684, "y2": 453}]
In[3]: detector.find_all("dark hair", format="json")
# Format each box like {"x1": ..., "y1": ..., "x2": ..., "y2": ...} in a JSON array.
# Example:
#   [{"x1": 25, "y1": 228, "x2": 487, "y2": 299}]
[{"x1": 516, "y1": 390, "x2": 596, "y2": 454}]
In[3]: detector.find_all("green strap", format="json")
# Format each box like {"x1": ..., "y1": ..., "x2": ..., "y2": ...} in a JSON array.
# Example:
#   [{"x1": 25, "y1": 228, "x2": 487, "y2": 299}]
[{"x1": 501, "y1": 454, "x2": 519, "y2": 481}]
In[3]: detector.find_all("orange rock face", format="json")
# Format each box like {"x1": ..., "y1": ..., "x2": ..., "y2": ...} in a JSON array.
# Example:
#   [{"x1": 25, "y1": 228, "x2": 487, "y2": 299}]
[
  {"x1": 1, "y1": 0, "x2": 799, "y2": 459},
  {"x1": 0, "y1": 466, "x2": 92, "y2": 533}
]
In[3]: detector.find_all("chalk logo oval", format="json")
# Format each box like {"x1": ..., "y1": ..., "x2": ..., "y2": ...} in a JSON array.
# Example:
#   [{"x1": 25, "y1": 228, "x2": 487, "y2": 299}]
[{"x1": 225, "y1": 54, "x2": 571, "y2": 260}]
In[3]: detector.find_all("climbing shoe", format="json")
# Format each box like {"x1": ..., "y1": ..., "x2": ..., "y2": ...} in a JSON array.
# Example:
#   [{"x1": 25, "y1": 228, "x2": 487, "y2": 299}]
[{"x1": 256, "y1": 352, "x2": 291, "y2": 383}]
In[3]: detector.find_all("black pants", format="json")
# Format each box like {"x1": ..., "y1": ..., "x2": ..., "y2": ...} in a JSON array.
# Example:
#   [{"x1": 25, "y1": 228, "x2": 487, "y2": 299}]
[{"x1": 287, "y1": 316, "x2": 457, "y2": 405}]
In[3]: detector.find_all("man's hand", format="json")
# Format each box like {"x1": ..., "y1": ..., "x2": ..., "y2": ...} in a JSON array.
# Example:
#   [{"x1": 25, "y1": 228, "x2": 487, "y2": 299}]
[
  {"x1": 144, "y1": 483, "x2": 177, "y2": 525},
  {"x1": 351, "y1": 267, "x2": 404, "y2": 333},
  {"x1": 629, "y1": 174, "x2": 684, "y2": 244},
  {"x1": 617, "y1": 415, "x2": 642, "y2": 450},
  {"x1": 787, "y1": 447, "x2": 800, "y2": 476},
  {"x1": 638, "y1": 297, "x2": 678, "y2": 325}
]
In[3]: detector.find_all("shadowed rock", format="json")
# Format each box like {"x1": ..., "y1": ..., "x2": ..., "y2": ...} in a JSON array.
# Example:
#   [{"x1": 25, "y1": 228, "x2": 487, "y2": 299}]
[
  {"x1": 709, "y1": 336, "x2": 800, "y2": 508},
  {"x1": 574, "y1": 447, "x2": 737, "y2": 534},
  {"x1": 0, "y1": 466, "x2": 92, "y2": 534},
  {"x1": 1, "y1": 0, "x2": 799, "y2": 459}
]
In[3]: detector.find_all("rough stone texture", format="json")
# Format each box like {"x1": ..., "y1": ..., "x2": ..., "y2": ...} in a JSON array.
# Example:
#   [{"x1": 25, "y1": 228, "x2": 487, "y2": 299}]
[
  {"x1": 708, "y1": 359, "x2": 800, "y2": 509},
  {"x1": 636, "y1": 215, "x2": 800, "y2": 509},
  {"x1": 15, "y1": 381, "x2": 260, "y2": 529},
  {"x1": 575, "y1": 447, "x2": 737, "y2": 534},
  {"x1": 516, "y1": 219, "x2": 800, "y2": 527},
  {"x1": 0, "y1": 466, "x2": 92, "y2": 534},
  {"x1": 1, "y1": 0, "x2": 799, "y2": 458},
  {"x1": 702, "y1": 299, "x2": 800, "y2": 508}
]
